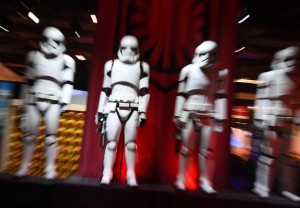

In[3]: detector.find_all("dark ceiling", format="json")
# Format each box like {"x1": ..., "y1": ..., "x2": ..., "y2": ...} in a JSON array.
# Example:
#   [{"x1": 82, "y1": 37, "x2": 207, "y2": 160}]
[
  {"x1": 234, "y1": 0, "x2": 300, "y2": 106},
  {"x1": 236, "y1": 0, "x2": 300, "y2": 80},
  {"x1": 1, "y1": 0, "x2": 300, "y2": 99},
  {"x1": 0, "y1": 0, "x2": 98, "y2": 91}
]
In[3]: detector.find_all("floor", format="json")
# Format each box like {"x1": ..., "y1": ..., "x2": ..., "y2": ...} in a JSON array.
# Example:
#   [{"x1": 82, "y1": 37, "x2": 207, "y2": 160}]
[{"x1": 0, "y1": 173, "x2": 298, "y2": 208}]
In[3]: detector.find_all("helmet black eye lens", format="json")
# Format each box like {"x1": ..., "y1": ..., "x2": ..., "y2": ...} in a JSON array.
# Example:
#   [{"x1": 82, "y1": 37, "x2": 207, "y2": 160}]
[
  {"x1": 131, "y1": 47, "x2": 137, "y2": 54},
  {"x1": 54, "y1": 40, "x2": 61, "y2": 45},
  {"x1": 41, "y1": 36, "x2": 63, "y2": 45},
  {"x1": 120, "y1": 46, "x2": 138, "y2": 55}
]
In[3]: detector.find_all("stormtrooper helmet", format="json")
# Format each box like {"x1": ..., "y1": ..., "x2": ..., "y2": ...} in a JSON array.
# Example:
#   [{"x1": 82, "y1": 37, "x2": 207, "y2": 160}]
[
  {"x1": 118, "y1": 35, "x2": 140, "y2": 64},
  {"x1": 192, "y1": 40, "x2": 218, "y2": 68},
  {"x1": 270, "y1": 49, "x2": 284, "y2": 71},
  {"x1": 280, "y1": 46, "x2": 300, "y2": 72},
  {"x1": 39, "y1": 27, "x2": 65, "y2": 57}
]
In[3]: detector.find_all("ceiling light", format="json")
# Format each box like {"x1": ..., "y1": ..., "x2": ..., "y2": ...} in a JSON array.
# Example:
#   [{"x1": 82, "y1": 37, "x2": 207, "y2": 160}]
[
  {"x1": 0, "y1": 16, "x2": 13, "y2": 32},
  {"x1": 238, "y1": 14, "x2": 250, "y2": 24},
  {"x1": 28, "y1": 12, "x2": 39, "y2": 23},
  {"x1": 0, "y1": 25, "x2": 9, "y2": 32},
  {"x1": 76, "y1": 55, "x2": 86, "y2": 60},
  {"x1": 74, "y1": 31, "x2": 80, "y2": 37},
  {"x1": 71, "y1": 21, "x2": 81, "y2": 37},
  {"x1": 233, "y1": 78, "x2": 262, "y2": 84},
  {"x1": 234, "y1": 46, "x2": 245, "y2": 53},
  {"x1": 90, "y1": 14, "x2": 97, "y2": 23}
]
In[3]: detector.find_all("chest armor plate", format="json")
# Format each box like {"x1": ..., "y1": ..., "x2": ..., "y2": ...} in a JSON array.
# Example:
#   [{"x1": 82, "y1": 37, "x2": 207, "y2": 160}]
[{"x1": 111, "y1": 61, "x2": 141, "y2": 87}]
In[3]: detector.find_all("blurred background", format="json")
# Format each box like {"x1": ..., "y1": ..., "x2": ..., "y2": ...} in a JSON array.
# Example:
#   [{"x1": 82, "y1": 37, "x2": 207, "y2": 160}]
[{"x1": 0, "y1": 0, "x2": 299, "y2": 192}]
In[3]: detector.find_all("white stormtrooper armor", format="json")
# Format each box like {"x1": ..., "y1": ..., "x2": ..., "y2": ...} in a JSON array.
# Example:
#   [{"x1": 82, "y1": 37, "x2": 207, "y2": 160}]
[
  {"x1": 253, "y1": 47, "x2": 300, "y2": 201},
  {"x1": 16, "y1": 27, "x2": 76, "y2": 179},
  {"x1": 96, "y1": 35, "x2": 150, "y2": 187},
  {"x1": 173, "y1": 40, "x2": 228, "y2": 193}
]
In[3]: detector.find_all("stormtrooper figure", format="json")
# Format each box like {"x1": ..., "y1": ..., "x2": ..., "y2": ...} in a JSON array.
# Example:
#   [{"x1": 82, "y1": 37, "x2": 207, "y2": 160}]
[
  {"x1": 173, "y1": 40, "x2": 228, "y2": 193},
  {"x1": 16, "y1": 27, "x2": 76, "y2": 179},
  {"x1": 253, "y1": 47, "x2": 300, "y2": 201},
  {"x1": 96, "y1": 35, "x2": 150, "y2": 187}
]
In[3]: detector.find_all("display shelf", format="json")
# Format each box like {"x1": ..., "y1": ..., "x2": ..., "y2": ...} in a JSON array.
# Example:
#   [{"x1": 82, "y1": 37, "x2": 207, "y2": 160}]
[{"x1": 3, "y1": 104, "x2": 85, "y2": 179}]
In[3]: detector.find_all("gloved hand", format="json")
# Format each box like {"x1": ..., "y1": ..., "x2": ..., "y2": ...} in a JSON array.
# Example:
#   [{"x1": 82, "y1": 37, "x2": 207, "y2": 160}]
[
  {"x1": 138, "y1": 112, "x2": 146, "y2": 126},
  {"x1": 173, "y1": 116, "x2": 186, "y2": 129},
  {"x1": 95, "y1": 112, "x2": 107, "y2": 125},
  {"x1": 213, "y1": 119, "x2": 224, "y2": 132},
  {"x1": 173, "y1": 116, "x2": 186, "y2": 141},
  {"x1": 60, "y1": 102, "x2": 68, "y2": 113}
]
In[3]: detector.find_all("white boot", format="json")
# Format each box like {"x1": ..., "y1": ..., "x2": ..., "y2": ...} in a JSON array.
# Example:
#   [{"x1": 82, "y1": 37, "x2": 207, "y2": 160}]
[
  {"x1": 101, "y1": 168, "x2": 113, "y2": 184},
  {"x1": 199, "y1": 153, "x2": 216, "y2": 194},
  {"x1": 101, "y1": 143, "x2": 117, "y2": 184},
  {"x1": 44, "y1": 142, "x2": 57, "y2": 179},
  {"x1": 125, "y1": 144, "x2": 138, "y2": 187},
  {"x1": 199, "y1": 177, "x2": 216, "y2": 194},
  {"x1": 281, "y1": 161, "x2": 300, "y2": 202},
  {"x1": 174, "y1": 176, "x2": 186, "y2": 190},
  {"x1": 44, "y1": 164, "x2": 57, "y2": 179},
  {"x1": 174, "y1": 152, "x2": 192, "y2": 191},
  {"x1": 15, "y1": 138, "x2": 36, "y2": 177},
  {"x1": 252, "y1": 156, "x2": 275, "y2": 198},
  {"x1": 252, "y1": 182, "x2": 270, "y2": 198},
  {"x1": 281, "y1": 191, "x2": 300, "y2": 202},
  {"x1": 126, "y1": 170, "x2": 138, "y2": 187}
]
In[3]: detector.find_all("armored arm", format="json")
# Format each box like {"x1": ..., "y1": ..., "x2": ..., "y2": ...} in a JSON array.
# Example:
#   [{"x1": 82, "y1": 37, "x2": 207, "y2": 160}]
[
  {"x1": 96, "y1": 60, "x2": 113, "y2": 116},
  {"x1": 19, "y1": 52, "x2": 35, "y2": 133},
  {"x1": 172, "y1": 66, "x2": 189, "y2": 144},
  {"x1": 214, "y1": 68, "x2": 228, "y2": 132},
  {"x1": 138, "y1": 61, "x2": 150, "y2": 126},
  {"x1": 253, "y1": 71, "x2": 272, "y2": 129},
  {"x1": 95, "y1": 60, "x2": 113, "y2": 148},
  {"x1": 59, "y1": 55, "x2": 76, "y2": 111},
  {"x1": 174, "y1": 66, "x2": 189, "y2": 125},
  {"x1": 22, "y1": 51, "x2": 36, "y2": 105}
]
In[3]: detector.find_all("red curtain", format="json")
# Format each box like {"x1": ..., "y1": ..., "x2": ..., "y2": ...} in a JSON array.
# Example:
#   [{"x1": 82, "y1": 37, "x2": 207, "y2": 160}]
[
  {"x1": 76, "y1": 0, "x2": 239, "y2": 190},
  {"x1": 207, "y1": 0, "x2": 240, "y2": 190}
]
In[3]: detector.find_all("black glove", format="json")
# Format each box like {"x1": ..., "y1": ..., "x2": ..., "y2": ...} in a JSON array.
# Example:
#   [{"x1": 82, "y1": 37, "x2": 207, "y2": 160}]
[
  {"x1": 96, "y1": 112, "x2": 107, "y2": 125},
  {"x1": 173, "y1": 116, "x2": 185, "y2": 129},
  {"x1": 138, "y1": 112, "x2": 146, "y2": 126}
]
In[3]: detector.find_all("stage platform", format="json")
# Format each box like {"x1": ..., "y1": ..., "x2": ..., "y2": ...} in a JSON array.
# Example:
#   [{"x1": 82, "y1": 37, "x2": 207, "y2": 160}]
[{"x1": 0, "y1": 173, "x2": 299, "y2": 208}]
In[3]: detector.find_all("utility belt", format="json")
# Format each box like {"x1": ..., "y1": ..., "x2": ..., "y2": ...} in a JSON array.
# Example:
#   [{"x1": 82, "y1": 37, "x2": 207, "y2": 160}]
[
  {"x1": 179, "y1": 110, "x2": 214, "y2": 124},
  {"x1": 27, "y1": 93, "x2": 60, "y2": 105},
  {"x1": 106, "y1": 101, "x2": 139, "y2": 112},
  {"x1": 118, "y1": 102, "x2": 139, "y2": 108},
  {"x1": 184, "y1": 102, "x2": 213, "y2": 112},
  {"x1": 188, "y1": 111, "x2": 214, "y2": 120},
  {"x1": 36, "y1": 98, "x2": 59, "y2": 104},
  {"x1": 187, "y1": 111, "x2": 214, "y2": 128},
  {"x1": 109, "y1": 94, "x2": 139, "y2": 103},
  {"x1": 186, "y1": 111, "x2": 213, "y2": 129}
]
